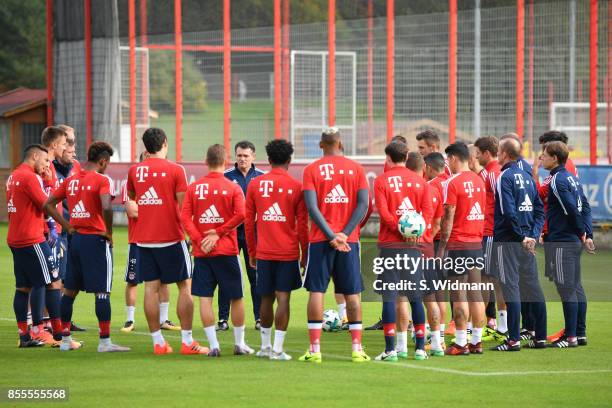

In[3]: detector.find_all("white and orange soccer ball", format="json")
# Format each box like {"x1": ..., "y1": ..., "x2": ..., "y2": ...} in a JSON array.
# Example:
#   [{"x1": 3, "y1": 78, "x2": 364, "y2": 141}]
[{"x1": 397, "y1": 211, "x2": 426, "y2": 239}]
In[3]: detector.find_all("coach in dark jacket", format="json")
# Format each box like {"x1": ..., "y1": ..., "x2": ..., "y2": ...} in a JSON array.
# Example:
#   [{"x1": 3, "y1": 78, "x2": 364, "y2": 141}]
[
  {"x1": 541, "y1": 141, "x2": 595, "y2": 348},
  {"x1": 492, "y1": 137, "x2": 546, "y2": 351}
]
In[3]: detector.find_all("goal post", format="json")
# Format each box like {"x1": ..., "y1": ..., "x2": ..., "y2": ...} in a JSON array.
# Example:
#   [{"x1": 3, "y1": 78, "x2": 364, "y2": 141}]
[{"x1": 291, "y1": 50, "x2": 356, "y2": 159}]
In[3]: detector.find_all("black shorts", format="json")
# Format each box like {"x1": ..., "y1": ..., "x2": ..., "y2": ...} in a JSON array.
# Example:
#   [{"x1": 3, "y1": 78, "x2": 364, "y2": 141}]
[
  {"x1": 138, "y1": 241, "x2": 192, "y2": 284},
  {"x1": 11, "y1": 242, "x2": 60, "y2": 288},
  {"x1": 192, "y1": 256, "x2": 243, "y2": 299},
  {"x1": 443, "y1": 248, "x2": 484, "y2": 277},
  {"x1": 256, "y1": 259, "x2": 302, "y2": 295},
  {"x1": 65, "y1": 233, "x2": 112, "y2": 293}
]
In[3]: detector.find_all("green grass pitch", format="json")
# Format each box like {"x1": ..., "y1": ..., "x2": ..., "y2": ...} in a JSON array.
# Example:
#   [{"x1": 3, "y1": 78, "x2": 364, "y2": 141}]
[{"x1": 1, "y1": 223, "x2": 612, "y2": 407}]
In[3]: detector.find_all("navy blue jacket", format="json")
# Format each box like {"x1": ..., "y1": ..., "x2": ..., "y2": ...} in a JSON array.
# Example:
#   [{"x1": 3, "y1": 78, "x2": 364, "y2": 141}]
[
  {"x1": 494, "y1": 161, "x2": 544, "y2": 242},
  {"x1": 224, "y1": 163, "x2": 265, "y2": 240},
  {"x1": 516, "y1": 156, "x2": 532, "y2": 176},
  {"x1": 53, "y1": 159, "x2": 74, "y2": 221},
  {"x1": 545, "y1": 165, "x2": 593, "y2": 242}
]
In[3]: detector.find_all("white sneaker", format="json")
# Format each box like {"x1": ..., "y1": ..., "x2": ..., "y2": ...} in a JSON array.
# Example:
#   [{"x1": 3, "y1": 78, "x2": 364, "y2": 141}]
[
  {"x1": 374, "y1": 350, "x2": 398, "y2": 362},
  {"x1": 234, "y1": 343, "x2": 255, "y2": 355},
  {"x1": 60, "y1": 337, "x2": 83, "y2": 351},
  {"x1": 270, "y1": 351, "x2": 292, "y2": 361},
  {"x1": 97, "y1": 342, "x2": 131, "y2": 353},
  {"x1": 256, "y1": 347, "x2": 271, "y2": 358},
  {"x1": 414, "y1": 349, "x2": 429, "y2": 360}
]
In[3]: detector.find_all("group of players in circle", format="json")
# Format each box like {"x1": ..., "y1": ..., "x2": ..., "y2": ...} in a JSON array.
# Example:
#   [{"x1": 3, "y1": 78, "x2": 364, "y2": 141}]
[{"x1": 6, "y1": 124, "x2": 593, "y2": 362}]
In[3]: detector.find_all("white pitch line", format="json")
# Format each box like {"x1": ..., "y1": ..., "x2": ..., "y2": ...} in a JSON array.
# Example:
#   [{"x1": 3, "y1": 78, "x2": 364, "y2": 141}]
[{"x1": 3, "y1": 318, "x2": 612, "y2": 376}]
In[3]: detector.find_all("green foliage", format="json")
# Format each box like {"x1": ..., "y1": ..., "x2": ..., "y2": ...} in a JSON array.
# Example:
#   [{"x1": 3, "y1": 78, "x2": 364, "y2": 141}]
[
  {"x1": 149, "y1": 51, "x2": 207, "y2": 113},
  {"x1": 0, "y1": 0, "x2": 46, "y2": 92}
]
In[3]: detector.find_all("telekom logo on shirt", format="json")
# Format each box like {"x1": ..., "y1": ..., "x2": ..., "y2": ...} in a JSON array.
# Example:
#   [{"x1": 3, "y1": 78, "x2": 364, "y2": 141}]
[
  {"x1": 68, "y1": 179, "x2": 80, "y2": 196},
  {"x1": 135, "y1": 166, "x2": 149, "y2": 182},
  {"x1": 387, "y1": 176, "x2": 402, "y2": 192},
  {"x1": 195, "y1": 183, "x2": 209, "y2": 199},
  {"x1": 259, "y1": 180, "x2": 274, "y2": 197},
  {"x1": 319, "y1": 164, "x2": 335, "y2": 180},
  {"x1": 463, "y1": 181, "x2": 475, "y2": 198}
]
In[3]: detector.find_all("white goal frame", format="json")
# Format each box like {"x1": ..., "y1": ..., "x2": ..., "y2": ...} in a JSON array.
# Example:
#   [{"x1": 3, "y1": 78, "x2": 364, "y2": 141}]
[{"x1": 290, "y1": 50, "x2": 357, "y2": 156}]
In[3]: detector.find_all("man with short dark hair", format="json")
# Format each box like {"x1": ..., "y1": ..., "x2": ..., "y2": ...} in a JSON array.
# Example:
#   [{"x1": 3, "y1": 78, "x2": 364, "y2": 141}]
[
  {"x1": 220, "y1": 140, "x2": 265, "y2": 331},
  {"x1": 491, "y1": 137, "x2": 546, "y2": 351},
  {"x1": 181, "y1": 144, "x2": 252, "y2": 356},
  {"x1": 416, "y1": 130, "x2": 452, "y2": 176},
  {"x1": 7, "y1": 144, "x2": 72, "y2": 348},
  {"x1": 540, "y1": 141, "x2": 594, "y2": 348},
  {"x1": 299, "y1": 127, "x2": 370, "y2": 363},
  {"x1": 245, "y1": 139, "x2": 308, "y2": 360},
  {"x1": 47, "y1": 141, "x2": 130, "y2": 353},
  {"x1": 436, "y1": 142, "x2": 487, "y2": 355},
  {"x1": 126, "y1": 127, "x2": 195, "y2": 355}
]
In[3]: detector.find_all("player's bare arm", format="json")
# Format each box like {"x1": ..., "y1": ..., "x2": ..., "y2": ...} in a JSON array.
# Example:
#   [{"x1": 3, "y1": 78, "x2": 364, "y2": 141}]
[
  {"x1": 436, "y1": 204, "x2": 456, "y2": 257},
  {"x1": 43, "y1": 195, "x2": 74, "y2": 233},
  {"x1": 101, "y1": 193, "x2": 113, "y2": 246}
]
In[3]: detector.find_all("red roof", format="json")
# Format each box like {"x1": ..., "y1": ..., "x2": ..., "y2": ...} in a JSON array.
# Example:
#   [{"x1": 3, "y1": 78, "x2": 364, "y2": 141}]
[{"x1": 0, "y1": 88, "x2": 47, "y2": 118}]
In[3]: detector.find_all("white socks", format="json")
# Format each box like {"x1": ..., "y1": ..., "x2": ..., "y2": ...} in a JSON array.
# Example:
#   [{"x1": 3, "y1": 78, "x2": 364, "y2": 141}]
[
  {"x1": 126, "y1": 306, "x2": 135, "y2": 322},
  {"x1": 99, "y1": 337, "x2": 112, "y2": 346},
  {"x1": 498, "y1": 310, "x2": 508, "y2": 333},
  {"x1": 260, "y1": 327, "x2": 272, "y2": 349},
  {"x1": 455, "y1": 329, "x2": 467, "y2": 347},
  {"x1": 337, "y1": 303, "x2": 347, "y2": 321},
  {"x1": 181, "y1": 330, "x2": 193, "y2": 345},
  {"x1": 204, "y1": 325, "x2": 219, "y2": 350},
  {"x1": 471, "y1": 327, "x2": 483, "y2": 345},
  {"x1": 467, "y1": 321, "x2": 473, "y2": 331},
  {"x1": 396, "y1": 331, "x2": 408, "y2": 352},
  {"x1": 151, "y1": 330, "x2": 165, "y2": 346},
  {"x1": 234, "y1": 325, "x2": 245, "y2": 346},
  {"x1": 273, "y1": 330, "x2": 286, "y2": 354},
  {"x1": 430, "y1": 330, "x2": 442, "y2": 350},
  {"x1": 159, "y1": 302, "x2": 169, "y2": 324}
]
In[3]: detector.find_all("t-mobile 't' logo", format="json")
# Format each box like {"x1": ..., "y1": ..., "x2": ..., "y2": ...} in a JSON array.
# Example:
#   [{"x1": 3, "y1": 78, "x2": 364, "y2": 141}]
[
  {"x1": 319, "y1": 164, "x2": 335, "y2": 180},
  {"x1": 259, "y1": 180, "x2": 274, "y2": 197},
  {"x1": 135, "y1": 166, "x2": 149, "y2": 183},
  {"x1": 68, "y1": 179, "x2": 80, "y2": 196},
  {"x1": 463, "y1": 181, "x2": 475, "y2": 198},
  {"x1": 514, "y1": 173, "x2": 526, "y2": 189},
  {"x1": 195, "y1": 183, "x2": 209, "y2": 199},
  {"x1": 387, "y1": 176, "x2": 402, "y2": 193}
]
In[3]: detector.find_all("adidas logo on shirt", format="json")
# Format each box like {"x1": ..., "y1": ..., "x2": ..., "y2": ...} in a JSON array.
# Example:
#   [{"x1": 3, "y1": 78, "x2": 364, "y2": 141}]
[
  {"x1": 467, "y1": 202, "x2": 485, "y2": 221},
  {"x1": 7, "y1": 198, "x2": 16, "y2": 213},
  {"x1": 395, "y1": 197, "x2": 415, "y2": 215},
  {"x1": 71, "y1": 200, "x2": 91, "y2": 219},
  {"x1": 324, "y1": 184, "x2": 349, "y2": 204},
  {"x1": 519, "y1": 194, "x2": 533, "y2": 212},
  {"x1": 138, "y1": 187, "x2": 163, "y2": 205},
  {"x1": 199, "y1": 205, "x2": 224, "y2": 223},
  {"x1": 262, "y1": 202, "x2": 287, "y2": 222}
]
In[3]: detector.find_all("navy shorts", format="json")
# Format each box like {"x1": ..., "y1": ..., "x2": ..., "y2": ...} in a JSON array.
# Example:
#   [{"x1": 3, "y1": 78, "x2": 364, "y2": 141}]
[
  {"x1": 65, "y1": 233, "x2": 113, "y2": 293},
  {"x1": 57, "y1": 234, "x2": 68, "y2": 280},
  {"x1": 124, "y1": 243, "x2": 142, "y2": 284},
  {"x1": 256, "y1": 259, "x2": 302, "y2": 295},
  {"x1": 137, "y1": 241, "x2": 192, "y2": 284},
  {"x1": 443, "y1": 248, "x2": 484, "y2": 277},
  {"x1": 481, "y1": 236, "x2": 497, "y2": 277},
  {"x1": 496, "y1": 242, "x2": 544, "y2": 303},
  {"x1": 192, "y1": 256, "x2": 243, "y2": 299},
  {"x1": 375, "y1": 247, "x2": 423, "y2": 301},
  {"x1": 11, "y1": 242, "x2": 60, "y2": 288},
  {"x1": 544, "y1": 242, "x2": 583, "y2": 290},
  {"x1": 303, "y1": 242, "x2": 363, "y2": 295}
]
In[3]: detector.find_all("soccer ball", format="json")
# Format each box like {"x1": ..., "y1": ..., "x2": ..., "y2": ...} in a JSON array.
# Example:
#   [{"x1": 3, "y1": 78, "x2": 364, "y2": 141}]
[
  {"x1": 322, "y1": 309, "x2": 341, "y2": 332},
  {"x1": 398, "y1": 211, "x2": 426, "y2": 238}
]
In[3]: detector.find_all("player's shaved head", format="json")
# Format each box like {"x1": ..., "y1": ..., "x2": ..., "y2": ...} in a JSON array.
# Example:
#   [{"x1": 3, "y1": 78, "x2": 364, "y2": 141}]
[
  {"x1": 424, "y1": 152, "x2": 445, "y2": 172},
  {"x1": 405, "y1": 152, "x2": 424, "y2": 173},
  {"x1": 385, "y1": 141, "x2": 408, "y2": 163},
  {"x1": 206, "y1": 144, "x2": 226, "y2": 168},
  {"x1": 499, "y1": 137, "x2": 521, "y2": 161},
  {"x1": 500, "y1": 132, "x2": 523, "y2": 149},
  {"x1": 23, "y1": 144, "x2": 48, "y2": 160}
]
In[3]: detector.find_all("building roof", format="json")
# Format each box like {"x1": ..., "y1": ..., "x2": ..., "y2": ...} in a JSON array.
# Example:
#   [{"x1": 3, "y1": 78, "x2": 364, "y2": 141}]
[{"x1": 0, "y1": 88, "x2": 47, "y2": 118}]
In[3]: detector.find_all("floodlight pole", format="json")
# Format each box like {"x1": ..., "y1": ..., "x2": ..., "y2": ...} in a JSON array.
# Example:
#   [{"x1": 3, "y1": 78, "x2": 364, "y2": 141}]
[
  {"x1": 448, "y1": 0, "x2": 457, "y2": 144},
  {"x1": 386, "y1": 0, "x2": 395, "y2": 142},
  {"x1": 589, "y1": 0, "x2": 597, "y2": 165},
  {"x1": 328, "y1": 0, "x2": 336, "y2": 127}
]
